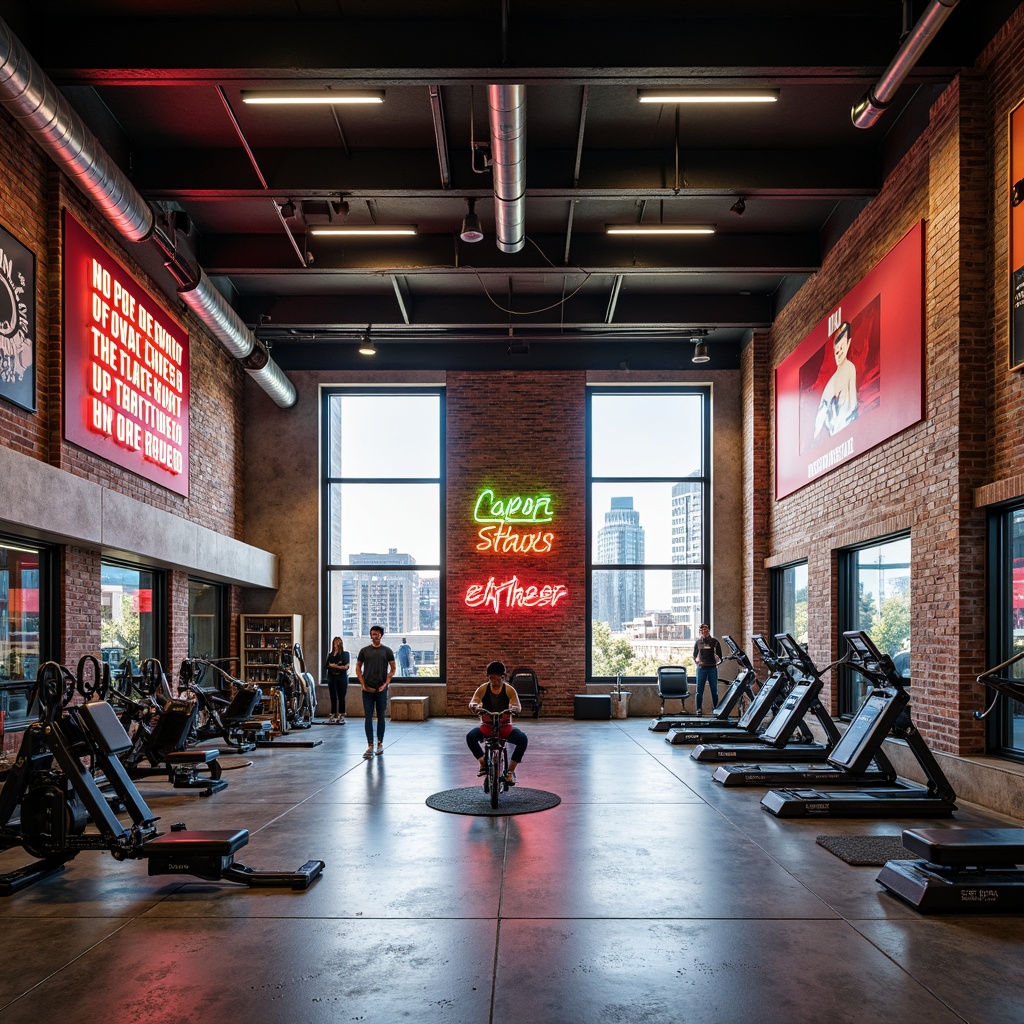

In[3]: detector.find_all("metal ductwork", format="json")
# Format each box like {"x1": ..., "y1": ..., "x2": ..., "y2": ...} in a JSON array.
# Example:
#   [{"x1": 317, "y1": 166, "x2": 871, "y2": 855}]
[
  {"x1": 852, "y1": 0, "x2": 960, "y2": 129},
  {"x1": 0, "y1": 16, "x2": 297, "y2": 408},
  {"x1": 487, "y1": 84, "x2": 526, "y2": 253}
]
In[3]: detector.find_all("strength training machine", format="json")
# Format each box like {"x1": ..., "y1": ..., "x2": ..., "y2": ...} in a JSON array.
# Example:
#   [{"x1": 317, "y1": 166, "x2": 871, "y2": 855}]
[{"x1": 0, "y1": 661, "x2": 324, "y2": 896}]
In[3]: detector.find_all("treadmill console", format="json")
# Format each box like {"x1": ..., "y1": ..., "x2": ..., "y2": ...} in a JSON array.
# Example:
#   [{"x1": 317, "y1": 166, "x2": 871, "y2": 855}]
[
  {"x1": 827, "y1": 687, "x2": 910, "y2": 775},
  {"x1": 722, "y1": 635, "x2": 753, "y2": 672},
  {"x1": 752, "y1": 634, "x2": 778, "y2": 669},
  {"x1": 775, "y1": 633, "x2": 819, "y2": 679}
]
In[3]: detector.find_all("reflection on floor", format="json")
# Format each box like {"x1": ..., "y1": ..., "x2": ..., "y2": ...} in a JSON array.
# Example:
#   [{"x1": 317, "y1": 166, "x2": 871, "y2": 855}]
[{"x1": 1, "y1": 717, "x2": 1023, "y2": 1024}]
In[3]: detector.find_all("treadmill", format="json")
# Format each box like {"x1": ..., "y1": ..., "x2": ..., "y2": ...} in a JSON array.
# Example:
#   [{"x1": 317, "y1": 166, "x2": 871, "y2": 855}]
[
  {"x1": 649, "y1": 635, "x2": 760, "y2": 732},
  {"x1": 761, "y1": 630, "x2": 957, "y2": 818},
  {"x1": 712, "y1": 634, "x2": 897, "y2": 787},
  {"x1": 690, "y1": 633, "x2": 838, "y2": 764},
  {"x1": 665, "y1": 634, "x2": 789, "y2": 746}
]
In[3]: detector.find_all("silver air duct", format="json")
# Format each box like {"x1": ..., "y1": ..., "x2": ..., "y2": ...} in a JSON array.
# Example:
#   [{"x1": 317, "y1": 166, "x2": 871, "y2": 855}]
[
  {"x1": 0, "y1": 17, "x2": 297, "y2": 408},
  {"x1": 852, "y1": 0, "x2": 960, "y2": 129},
  {"x1": 487, "y1": 84, "x2": 526, "y2": 253}
]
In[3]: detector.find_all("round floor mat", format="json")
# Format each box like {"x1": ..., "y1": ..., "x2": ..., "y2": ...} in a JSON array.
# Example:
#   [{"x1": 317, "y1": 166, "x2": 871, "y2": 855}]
[{"x1": 426, "y1": 786, "x2": 561, "y2": 816}]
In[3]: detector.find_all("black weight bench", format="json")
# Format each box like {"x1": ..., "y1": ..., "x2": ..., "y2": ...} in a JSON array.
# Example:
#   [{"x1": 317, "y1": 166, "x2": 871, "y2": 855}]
[
  {"x1": 143, "y1": 826, "x2": 324, "y2": 890},
  {"x1": 877, "y1": 827, "x2": 1024, "y2": 912},
  {"x1": 164, "y1": 748, "x2": 227, "y2": 795}
]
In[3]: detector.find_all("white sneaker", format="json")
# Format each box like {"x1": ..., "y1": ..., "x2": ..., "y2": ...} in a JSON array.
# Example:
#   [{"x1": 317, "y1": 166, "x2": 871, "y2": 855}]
[
  {"x1": 337, "y1": 716, "x2": 346, "y2": 724},
  {"x1": 327, "y1": 715, "x2": 338, "y2": 723}
]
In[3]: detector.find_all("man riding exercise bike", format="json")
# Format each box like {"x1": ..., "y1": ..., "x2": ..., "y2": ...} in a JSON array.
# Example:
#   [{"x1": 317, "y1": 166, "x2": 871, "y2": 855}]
[{"x1": 467, "y1": 661, "x2": 528, "y2": 786}]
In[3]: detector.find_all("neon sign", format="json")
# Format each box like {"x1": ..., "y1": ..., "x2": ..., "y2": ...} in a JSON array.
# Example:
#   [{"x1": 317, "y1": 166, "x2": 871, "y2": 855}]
[
  {"x1": 474, "y1": 488, "x2": 553, "y2": 524},
  {"x1": 465, "y1": 486, "x2": 568, "y2": 613},
  {"x1": 465, "y1": 575, "x2": 569, "y2": 613},
  {"x1": 62, "y1": 211, "x2": 190, "y2": 496}
]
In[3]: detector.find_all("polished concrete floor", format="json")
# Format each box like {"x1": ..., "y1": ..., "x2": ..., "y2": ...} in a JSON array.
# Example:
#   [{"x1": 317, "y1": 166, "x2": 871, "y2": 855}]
[{"x1": 1, "y1": 716, "x2": 1024, "y2": 1024}]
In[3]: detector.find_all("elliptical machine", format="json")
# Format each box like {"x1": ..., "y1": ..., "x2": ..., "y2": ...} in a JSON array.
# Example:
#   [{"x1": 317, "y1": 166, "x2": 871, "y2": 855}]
[
  {"x1": 274, "y1": 643, "x2": 316, "y2": 731},
  {"x1": 0, "y1": 659, "x2": 324, "y2": 896}
]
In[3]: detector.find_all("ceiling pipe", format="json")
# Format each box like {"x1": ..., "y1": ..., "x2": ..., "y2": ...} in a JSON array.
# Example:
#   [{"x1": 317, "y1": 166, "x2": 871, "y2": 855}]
[
  {"x1": 851, "y1": 0, "x2": 960, "y2": 129},
  {"x1": 0, "y1": 16, "x2": 297, "y2": 408},
  {"x1": 487, "y1": 83, "x2": 526, "y2": 253}
]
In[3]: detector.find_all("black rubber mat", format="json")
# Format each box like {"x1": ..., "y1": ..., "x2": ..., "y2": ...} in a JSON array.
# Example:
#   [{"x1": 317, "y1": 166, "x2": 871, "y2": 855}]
[
  {"x1": 426, "y1": 786, "x2": 561, "y2": 817},
  {"x1": 816, "y1": 834, "x2": 916, "y2": 866}
]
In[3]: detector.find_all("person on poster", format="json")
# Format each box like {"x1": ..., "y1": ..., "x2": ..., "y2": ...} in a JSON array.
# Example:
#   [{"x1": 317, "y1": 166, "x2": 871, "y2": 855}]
[{"x1": 813, "y1": 321, "x2": 858, "y2": 441}]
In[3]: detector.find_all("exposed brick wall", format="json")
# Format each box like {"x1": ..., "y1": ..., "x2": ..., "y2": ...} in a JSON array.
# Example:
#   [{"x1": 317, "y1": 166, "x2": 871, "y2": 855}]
[
  {"x1": 746, "y1": 22, "x2": 1023, "y2": 755},
  {"x1": 0, "y1": 104, "x2": 250, "y2": 690},
  {"x1": 446, "y1": 371, "x2": 587, "y2": 715}
]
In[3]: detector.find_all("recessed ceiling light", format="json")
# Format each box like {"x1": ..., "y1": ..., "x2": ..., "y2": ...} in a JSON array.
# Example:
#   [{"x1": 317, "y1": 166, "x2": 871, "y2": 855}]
[
  {"x1": 638, "y1": 89, "x2": 779, "y2": 104},
  {"x1": 241, "y1": 90, "x2": 385, "y2": 105},
  {"x1": 606, "y1": 224, "x2": 716, "y2": 236},
  {"x1": 310, "y1": 226, "x2": 417, "y2": 237}
]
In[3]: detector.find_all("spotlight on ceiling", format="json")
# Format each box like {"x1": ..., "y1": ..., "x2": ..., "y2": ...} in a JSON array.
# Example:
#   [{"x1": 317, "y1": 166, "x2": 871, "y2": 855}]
[
  {"x1": 691, "y1": 339, "x2": 711, "y2": 364},
  {"x1": 358, "y1": 332, "x2": 377, "y2": 356},
  {"x1": 460, "y1": 198, "x2": 484, "y2": 243},
  {"x1": 638, "y1": 89, "x2": 779, "y2": 104},
  {"x1": 730, "y1": 197, "x2": 746, "y2": 216},
  {"x1": 241, "y1": 90, "x2": 385, "y2": 105}
]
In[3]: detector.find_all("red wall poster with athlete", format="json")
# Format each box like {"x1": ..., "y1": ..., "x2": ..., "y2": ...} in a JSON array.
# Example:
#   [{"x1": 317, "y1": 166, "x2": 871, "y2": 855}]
[{"x1": 774, "y1": 219, "x2": 924, "y2": 500}]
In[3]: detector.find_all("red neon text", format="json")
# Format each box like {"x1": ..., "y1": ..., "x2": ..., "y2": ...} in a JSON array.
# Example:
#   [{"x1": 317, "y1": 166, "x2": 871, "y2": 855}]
[
  {"x1": 476, "y1": 525, "x2": 554, "y2": 554},
  {"x1": 465, "y1": 575, "x2": 569, "y2": 613}
]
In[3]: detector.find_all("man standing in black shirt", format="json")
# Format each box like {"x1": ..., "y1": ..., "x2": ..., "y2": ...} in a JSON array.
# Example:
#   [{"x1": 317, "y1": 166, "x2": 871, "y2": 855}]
[{"x1": 357, "y1": 625, "x2": 396, "y2": 758}]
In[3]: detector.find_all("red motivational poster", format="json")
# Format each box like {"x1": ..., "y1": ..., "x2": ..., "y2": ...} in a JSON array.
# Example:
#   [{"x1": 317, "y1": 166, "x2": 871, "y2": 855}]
[
  {"x1": 63, "y1": 211, "x2": 190, "y2": 496},
  {"x1": 774, "y1": 220, "x2": 924, "y2": 500}
]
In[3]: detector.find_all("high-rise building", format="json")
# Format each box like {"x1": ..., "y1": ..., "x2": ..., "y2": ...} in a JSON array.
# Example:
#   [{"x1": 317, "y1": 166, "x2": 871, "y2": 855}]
[
  {"x1": 594, "y1": 497, "x2": 645, "y2": 631},
  {"x1": 346, "y1": 548, "x2": 420, "y2": 637},
  {"x1": 671, "y1": 482, "x2": 703, "y2": 636}
]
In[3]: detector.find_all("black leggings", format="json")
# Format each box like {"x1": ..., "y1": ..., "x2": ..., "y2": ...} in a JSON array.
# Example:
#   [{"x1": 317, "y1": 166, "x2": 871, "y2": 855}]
[{"x1": 327, "y1": 675, "x2": 348, "y2": 714}]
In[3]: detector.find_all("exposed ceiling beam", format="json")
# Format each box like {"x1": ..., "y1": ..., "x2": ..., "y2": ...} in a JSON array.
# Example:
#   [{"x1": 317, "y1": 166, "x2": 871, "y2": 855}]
[
  {"x1": 134, "y1": 147, "x2": 881, "y2": 196},
  {"x1": 200, "y1": 231, "x2": 820, "y2": 274}
]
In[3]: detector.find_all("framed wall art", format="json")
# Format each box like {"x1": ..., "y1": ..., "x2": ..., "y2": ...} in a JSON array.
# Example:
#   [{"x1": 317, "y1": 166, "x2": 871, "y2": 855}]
[{"x1": 0, "y1": 222, "x2": 36, "y2": 413}]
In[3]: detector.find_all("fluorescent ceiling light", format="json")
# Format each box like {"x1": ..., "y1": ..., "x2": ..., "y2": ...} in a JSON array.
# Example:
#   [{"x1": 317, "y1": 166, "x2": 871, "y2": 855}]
[
  {"x1": 242, "y1": 90, "x2": 385, "y2": 105},
  {"x1": 606, "y1": 224, "x2": 716, "y2": 235},
  {"x1": 310, "y1": 226, "x2": 417, "y2": 236},
  {"x1": 638, "y1": 89, "x2": 779, "y2": 104}
]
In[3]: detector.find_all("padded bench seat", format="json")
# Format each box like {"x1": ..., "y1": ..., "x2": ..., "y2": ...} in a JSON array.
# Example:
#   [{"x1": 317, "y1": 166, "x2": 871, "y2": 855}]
[
  {"x1": 166, "y1": 749, "x2": 220, "y2": 765},
  {"x1": 389, "y1": 695, "x2": 430, "y2": 721},
  {"x1": 143, "y1": 829, "x2": 249, "y2": 857},
  {"x1": 902, "y1": 827, "x2": 1024, "y2": 867}
]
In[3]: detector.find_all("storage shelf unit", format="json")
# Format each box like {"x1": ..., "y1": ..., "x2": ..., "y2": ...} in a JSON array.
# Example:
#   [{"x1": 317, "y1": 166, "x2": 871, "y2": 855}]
[{"x1": 240, "y1": 614, "x2": 302, "y2": 685}]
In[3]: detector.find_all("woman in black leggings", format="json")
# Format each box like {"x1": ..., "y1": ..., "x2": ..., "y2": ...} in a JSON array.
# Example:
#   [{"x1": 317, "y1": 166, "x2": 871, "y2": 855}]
[{"x1": 325, "y1": 636, "x2": 350, "y2": 723}]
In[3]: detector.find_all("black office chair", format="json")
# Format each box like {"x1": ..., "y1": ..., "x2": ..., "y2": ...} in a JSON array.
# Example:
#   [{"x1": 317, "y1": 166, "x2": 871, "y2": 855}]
[
  {"x1": 507, "y1": 666, "x2": 543, "y2": 718},
  {"x1": 656, "y1": 666, "x2": 690, "y2": 716}
]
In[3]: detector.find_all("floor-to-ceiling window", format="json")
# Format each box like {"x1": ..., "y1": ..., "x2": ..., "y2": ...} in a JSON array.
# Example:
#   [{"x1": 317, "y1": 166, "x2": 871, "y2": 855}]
[
  {"x1": 588, "y1": 387, "x2": 710, "y2": 679},
  {"x1": 837, "y1": 534, "x2": 911, "y2": 715},
  {"x1": 322, "y1": 389, "x2": 444, "y2": 676}
]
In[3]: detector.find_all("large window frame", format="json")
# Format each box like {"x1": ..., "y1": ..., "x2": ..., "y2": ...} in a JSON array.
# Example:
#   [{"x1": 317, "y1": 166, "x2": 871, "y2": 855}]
[
  {"x1": 986, "y1": 505, "x2": 1024, "y2": 761},
  {"x1": 587, "y1": 386, "x2": 711, "y2": 681},
  {"x1": 0, "y1": 534, "x2": 54, "y2": 732},
  {"x1": 837, "y1": 533, "x2": 911, "y2": 716},
  {"x1": 770, "y1": 561, "x2": 808, "y2": 647},
  {"x1": 100, "y1": 558, "x2": 166, "y2": 673},
  {"x1": 321, "y1": 387, "x2": 445, "y2": 678},
  {"x1": 188, "y1": 577, "x2": 228, "y2": 662}
]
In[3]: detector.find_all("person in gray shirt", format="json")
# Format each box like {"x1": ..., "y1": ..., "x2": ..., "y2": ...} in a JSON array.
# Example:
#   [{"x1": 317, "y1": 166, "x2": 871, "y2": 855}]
[{"x1": 357, "y1": 625, "x2": 396, "y2": 758}]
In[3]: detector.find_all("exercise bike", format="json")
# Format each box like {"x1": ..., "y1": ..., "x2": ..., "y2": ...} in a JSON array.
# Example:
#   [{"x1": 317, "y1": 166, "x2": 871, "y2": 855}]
[
  {"x1": 473, "y1": 708, "x2": 513, "y2": 809},
  {"x1": 177, "y1": 657, "x2": 270, "y2": 753}
]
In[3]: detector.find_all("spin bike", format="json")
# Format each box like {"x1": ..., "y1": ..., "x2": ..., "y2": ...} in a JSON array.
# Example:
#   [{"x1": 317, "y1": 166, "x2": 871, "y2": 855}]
[{"x1": 474, "y1": 709, "x2": 513, "y2": 809}]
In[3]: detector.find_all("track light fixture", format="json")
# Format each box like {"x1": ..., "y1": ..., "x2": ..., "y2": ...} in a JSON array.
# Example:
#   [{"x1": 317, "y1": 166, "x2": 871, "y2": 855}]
[
  {"x1": 730, "y1": 197, "x2": 746, "y2": 216},
  {"x1": 358, "y1": 331, "x2": 377, "y2": 356},
  {"x1": 460, "y1": 198, "x2": 484, "y2": 243},
  {"x1": 242, "y1": 90, "x2": 385, "y2": 105},
  {"x1": 638, "y1": 89, "x2": 779, "y2": 105},
  {"x1": 691, "y1": 340, "x2": 710, "y2": 364}
]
